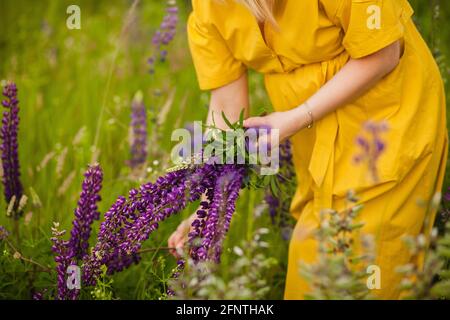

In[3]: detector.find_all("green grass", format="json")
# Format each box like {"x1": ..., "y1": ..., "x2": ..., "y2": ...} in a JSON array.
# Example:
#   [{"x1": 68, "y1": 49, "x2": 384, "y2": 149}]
[{"x1": 0, "y1": 0, "x2": 448, "y2": 300}]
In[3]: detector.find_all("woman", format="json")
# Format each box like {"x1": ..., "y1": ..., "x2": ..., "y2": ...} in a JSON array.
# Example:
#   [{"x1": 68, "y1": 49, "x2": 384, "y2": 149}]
[{"x1": 169, "y1": 0, "x2": 448, "y2": 299}]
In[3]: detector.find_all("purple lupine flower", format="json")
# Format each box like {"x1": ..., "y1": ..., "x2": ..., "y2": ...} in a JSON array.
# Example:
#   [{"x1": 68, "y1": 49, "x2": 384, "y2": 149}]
[
  {"x1": 209, "y1": 166, "x2": 244, "y2": 262},
  {"x1": 83, "y1": 164, "x2": 218, "y2": 286},
  {"x1": 265, "y1": 193, "x2": 280, "y2": 223},
  {"x1": 82, "y1": 162, "x2": 245, "y2": 288},
  {"x1": 1, "y1": 82, "x2": 23, "y2": 218},
  {"x1": 167, "y1": 259, "x2": 185, "y2": 296},
  {"x1": 148, "y1": 0, "x2": 179, "y2": 74},
  {"x1": 50, "y1": 223, "x2": 71, "y2": 300},
  {"x1": 353, "y1": 120, "x2": 389, "y2": 182},
  {"x1": 48, "y1": 165, "x2": 103, "y2": 300},
  {"x1": 264, "y1": 140, "x2": 295, "y2": 227},
  {"x1": 187, "y1": 176, "x2": 216, "y2": 262},
  {"x1": 82, "y1": 196, "x2": 129, "y2": 286},
  {"x1": 128, "y1": 92, "x2": 148, "y2": 169},
  {"x1": 68, "y1": 164, "x2": 103, "y2": 261},
  {"x1": 189, "y1": 165, "x2": 245, "y2": 263},
  {"x1": 167, "y1": 164, "x2": 244, "y2": 296}
]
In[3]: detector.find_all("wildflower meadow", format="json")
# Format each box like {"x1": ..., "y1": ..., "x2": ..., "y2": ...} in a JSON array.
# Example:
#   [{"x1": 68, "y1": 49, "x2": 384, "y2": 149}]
[{"x1": 0, "y1": 0, "x2": 449, "y2": 303}]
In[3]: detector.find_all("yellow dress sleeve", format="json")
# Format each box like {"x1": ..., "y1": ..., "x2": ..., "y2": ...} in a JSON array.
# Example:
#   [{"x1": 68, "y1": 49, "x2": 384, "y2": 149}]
[
  {"x1": 335, "y1": 0, "x2": 414, "y2": 58},
  {"x1": 187, "y1": 9, "x2": 247, "y2": 90}
]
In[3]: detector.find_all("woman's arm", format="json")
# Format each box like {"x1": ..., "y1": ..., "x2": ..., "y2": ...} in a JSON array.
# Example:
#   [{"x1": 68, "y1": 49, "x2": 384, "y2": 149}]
[
  {"x1": 207, "y1": 72, "x2": 250, "y2": 129},
  {"x1": 243, "y1": 41, "x2": 402, "y2": 140}
]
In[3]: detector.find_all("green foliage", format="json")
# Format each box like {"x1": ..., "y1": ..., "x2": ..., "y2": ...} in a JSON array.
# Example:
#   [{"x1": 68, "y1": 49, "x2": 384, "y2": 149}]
[
  {"x1": 300, "y1": 192, "x2": 450, "y2": 300},
  {"x1": 300, "y1": 192, "x2": 375, "y2": 300},
  {"x1": 397, "y1": 220, "x2": 450, "y2": 299},
  {"x1": 90, "y1": 265, "x2": 114, "y2": 300},
  {"x1": 168, "y1": 228, "x2": 278, "y2": 300}
]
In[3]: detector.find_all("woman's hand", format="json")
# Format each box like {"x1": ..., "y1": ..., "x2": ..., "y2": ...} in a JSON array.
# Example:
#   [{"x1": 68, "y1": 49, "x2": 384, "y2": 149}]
[
  {"x1": 243, "y1": 108, "x2": 309, "y2": 143},
  {"x1": 168, "y1": 214, "x2": 196, "y2": 258}
]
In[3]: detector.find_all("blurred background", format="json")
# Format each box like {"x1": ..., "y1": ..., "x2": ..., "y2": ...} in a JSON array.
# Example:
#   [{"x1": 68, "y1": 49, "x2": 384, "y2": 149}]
[{"x1": 0, "y1": 0, "x2": 448, "y2": 299}]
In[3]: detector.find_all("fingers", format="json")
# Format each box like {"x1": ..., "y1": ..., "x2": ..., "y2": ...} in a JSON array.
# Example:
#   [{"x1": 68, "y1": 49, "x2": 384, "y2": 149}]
[
  {"x1": 168, "y1": 232, "x2": 178, "y2": 257},
  {"x1": 243, "y1": 117, "x2": 265, "y2": 128},
  {"x1": 174, "y1": 237, "x2": 186, "y2": 258},
  {"x1": 168, "y1": 221, "x2": 190, "y2": 258}
]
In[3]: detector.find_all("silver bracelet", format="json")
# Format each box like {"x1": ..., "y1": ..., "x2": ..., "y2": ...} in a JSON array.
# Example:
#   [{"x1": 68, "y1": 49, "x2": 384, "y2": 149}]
[{"x1": 303, "y1": 101, "x2": 314, "y2": 129}]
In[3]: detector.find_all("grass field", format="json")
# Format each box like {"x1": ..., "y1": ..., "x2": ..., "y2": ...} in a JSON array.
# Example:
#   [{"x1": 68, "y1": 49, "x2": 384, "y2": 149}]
[{"x1": 0, "y1": 0, "x2": 449, "y2": 300}]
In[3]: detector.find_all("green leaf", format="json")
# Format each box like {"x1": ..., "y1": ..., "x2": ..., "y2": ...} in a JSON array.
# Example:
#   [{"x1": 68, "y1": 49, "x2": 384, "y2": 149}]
[
  {"x1": 270, "y1": 177, "x2": 279, "y2": 198},
  {"x1": 239, "y1": 108, "x2": 245, "y2": 127},
  {"x1": 257, "y1": 106, "x2": 268, "y2": 116},
  {"x1": 211, "y1": 111, "x2": 217, "y2": 127},
  {"x1": 221, "y1": 111, "x2": 234, "y2": 129}
]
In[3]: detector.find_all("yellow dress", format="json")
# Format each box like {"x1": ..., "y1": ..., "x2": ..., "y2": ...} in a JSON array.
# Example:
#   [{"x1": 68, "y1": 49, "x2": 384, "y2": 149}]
[{"x1": 187, "y1": 0, "x2": 448, "y2": 299}]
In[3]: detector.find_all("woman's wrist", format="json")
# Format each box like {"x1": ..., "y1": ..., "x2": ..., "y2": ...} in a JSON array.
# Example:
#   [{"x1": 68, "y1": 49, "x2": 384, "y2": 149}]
[{"x1": 287, "y1": 103, "x2": 313, "y2": 133}]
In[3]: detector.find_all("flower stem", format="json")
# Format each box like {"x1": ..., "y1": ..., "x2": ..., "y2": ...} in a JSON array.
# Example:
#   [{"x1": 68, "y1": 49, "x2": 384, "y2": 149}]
[{"x1": 4, "y1": 238, "x2": 51, "y2": 272}]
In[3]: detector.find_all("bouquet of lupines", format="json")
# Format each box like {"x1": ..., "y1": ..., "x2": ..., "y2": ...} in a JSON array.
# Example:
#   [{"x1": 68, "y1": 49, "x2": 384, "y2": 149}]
[{"x1": 46, "y1": 111, "x2": 290, "y2": 299}]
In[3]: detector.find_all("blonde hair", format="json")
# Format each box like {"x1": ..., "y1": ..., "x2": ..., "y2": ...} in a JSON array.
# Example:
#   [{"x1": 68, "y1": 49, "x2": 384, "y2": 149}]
[{"x1": 236, "y1": 0, "x2": 277, "y2": 26}]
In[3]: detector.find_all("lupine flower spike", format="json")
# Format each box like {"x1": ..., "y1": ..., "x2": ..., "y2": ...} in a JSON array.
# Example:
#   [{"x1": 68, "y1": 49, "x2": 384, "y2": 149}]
[
  {"x1": 50, "y1": 165, "x2": 103, "y2": 300},
  {"x1": 50, "y1": 222, "x2": 72, "y2": 300},
  {"x1": 148, "y1": 0, "x2": 179, "y2": 74},
  {"x1": 264, "y1": 139, "x2": 295, "y2": 239},
  {"x1": 128, "y1": 91, "x2": 148, "y2": 169},
  {"x1": 1, "y1": 82, "x2": 23, "y2": 218},
  {"x1": 68, "y1": 164, "x2": 103, "y2": 260}
]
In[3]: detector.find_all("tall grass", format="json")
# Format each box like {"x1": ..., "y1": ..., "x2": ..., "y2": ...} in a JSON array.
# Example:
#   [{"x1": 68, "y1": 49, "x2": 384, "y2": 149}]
[{"x1": 0, "y1": 0, "x2": 448, "y2": 299}]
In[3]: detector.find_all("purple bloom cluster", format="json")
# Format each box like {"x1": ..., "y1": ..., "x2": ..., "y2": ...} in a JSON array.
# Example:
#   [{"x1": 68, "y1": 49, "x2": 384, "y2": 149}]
[
  {"x1": 148, "y1": 0, "x2": 179, "y2": 74},
  {"x1": 50, "y1": 224, "x2": 73, "y2": 300},
  {"x1": 32, "y1": 290, "x2": 45, "y2": 300},
  {"x1": 1, "y1": 82, "x2": 23, "y2": 218},
  {"x1": 264, "y1": 140, "x2": 295, "y2": 233},
  {"x1": 189, "y1": 165, "x2": 245, "y2": 263},
  {"x1": 68, "y1": 165, "x2": 103, "y2": 260},
  {"x1": 47, "y1": 157, "x2": 245, "y2": 297},
  {"x1": 50, "y1": 165, "x2": 103, "y2": 300},
  {"x1": 82, "y1": 163, "x2": 241, "y2": 287},
  {"x1": 353, "y1": 121, "x2": 389, "y2": 182},
  {"x1": 166, "y1": 258, "x2": 185, "y2": 296},
  {"x1": 129, "y1": 94, "x2": 148, "y2": 168}
]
